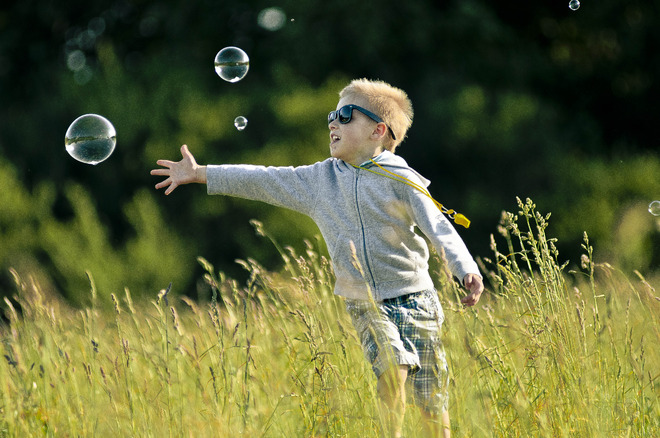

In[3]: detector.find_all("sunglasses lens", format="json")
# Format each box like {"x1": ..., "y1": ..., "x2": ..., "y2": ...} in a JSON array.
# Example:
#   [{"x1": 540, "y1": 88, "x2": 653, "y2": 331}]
[{"x1": 338, "y1": 106, "x2": 353, "y2": 123}]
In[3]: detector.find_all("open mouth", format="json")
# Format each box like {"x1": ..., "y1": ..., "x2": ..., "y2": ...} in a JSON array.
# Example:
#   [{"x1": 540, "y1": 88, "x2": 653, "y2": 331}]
[{"x1": 330, "y1": 133, "x2": 340, "y2": 144}]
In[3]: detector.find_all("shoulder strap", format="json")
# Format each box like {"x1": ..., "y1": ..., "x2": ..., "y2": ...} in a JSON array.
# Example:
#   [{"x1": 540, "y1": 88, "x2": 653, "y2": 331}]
[{"x1": 353, "y1": 159, "x2": 471, "y2": 229}]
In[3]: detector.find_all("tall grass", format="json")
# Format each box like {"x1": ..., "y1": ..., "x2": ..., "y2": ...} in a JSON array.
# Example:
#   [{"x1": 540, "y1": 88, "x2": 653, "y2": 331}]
[
  {"x1": 446, "y1": 198, "x2": 659, "y2": 436},
  {"x1": 1, "y1": 198, "x2": 658, "y2": 437}
]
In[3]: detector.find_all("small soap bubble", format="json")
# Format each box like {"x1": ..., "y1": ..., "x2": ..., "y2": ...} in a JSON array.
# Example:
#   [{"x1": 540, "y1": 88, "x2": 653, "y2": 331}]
[
  {"x1": 568, "y1": 0, "x2": 580, "y2": 11},
  {"x1": 649, "y1": 200, "x2": 660, "y2": 216},
  {"x1": 65, "y1": 114, "x2": 116, "y2": 165},
  {"x1": 214, "y1": 47, "x2": 249, "y2": 83},
  {"x1": 234, "y1": 116, "x2": 248, "y2": 131}
]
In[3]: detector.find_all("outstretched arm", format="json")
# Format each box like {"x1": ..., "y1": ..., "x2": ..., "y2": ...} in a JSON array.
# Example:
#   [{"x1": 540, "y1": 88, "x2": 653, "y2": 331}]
[
  {"x1": 461, "y1": 273, "x2": 484, "y2": 306},
  {"x1": 150, "y1": 145, "x2": 207, "y2": 195}
]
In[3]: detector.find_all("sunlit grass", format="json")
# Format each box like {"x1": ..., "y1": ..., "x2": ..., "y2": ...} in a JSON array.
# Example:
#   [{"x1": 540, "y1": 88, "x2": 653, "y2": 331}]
[{"x1": 1, "y1": 198, "x2": 658, "y2": 437}]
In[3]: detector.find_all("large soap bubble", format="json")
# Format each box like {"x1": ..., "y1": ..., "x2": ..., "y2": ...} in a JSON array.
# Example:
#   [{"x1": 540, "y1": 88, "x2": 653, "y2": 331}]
[
  {"x1": 65, "y1": 114, "x2": 116, "y2": 165},
  {"x1": 214, "y1": 46, "x2": 250, "y2": 83}
]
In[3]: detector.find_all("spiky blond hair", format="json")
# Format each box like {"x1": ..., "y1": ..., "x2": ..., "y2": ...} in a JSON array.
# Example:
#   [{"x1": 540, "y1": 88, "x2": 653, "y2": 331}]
[{"x1": 339, "y1": 79, "x2": 413, "y2": 152}]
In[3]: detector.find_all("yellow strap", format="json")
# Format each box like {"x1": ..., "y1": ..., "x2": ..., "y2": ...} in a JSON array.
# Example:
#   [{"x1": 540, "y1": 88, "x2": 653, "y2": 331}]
[{"x1": 353, "y1": 159, "x2": 471, "y2": 229}]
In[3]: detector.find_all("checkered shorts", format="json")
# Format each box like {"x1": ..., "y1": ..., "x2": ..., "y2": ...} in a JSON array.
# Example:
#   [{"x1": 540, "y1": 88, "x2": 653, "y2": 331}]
[{"x1": 345, "y1": 289, "x2": 449, "y2": 414}]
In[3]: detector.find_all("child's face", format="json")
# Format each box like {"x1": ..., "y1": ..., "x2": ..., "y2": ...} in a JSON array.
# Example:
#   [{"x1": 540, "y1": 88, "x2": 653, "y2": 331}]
[{"x1": 328, "y1": 97, "x2": 386, "y2": 165}]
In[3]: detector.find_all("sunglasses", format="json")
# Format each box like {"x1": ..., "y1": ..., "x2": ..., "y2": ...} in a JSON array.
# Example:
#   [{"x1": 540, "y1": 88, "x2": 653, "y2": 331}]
[{"x1": 328, "y1": 105, "x2": 396, "y2": 140}]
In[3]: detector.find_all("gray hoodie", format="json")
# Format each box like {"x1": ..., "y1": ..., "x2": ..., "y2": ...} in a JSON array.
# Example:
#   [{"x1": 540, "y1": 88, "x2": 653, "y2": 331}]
[{"x1": 206, "y1": 151, "x2": 480, "y2": 301}]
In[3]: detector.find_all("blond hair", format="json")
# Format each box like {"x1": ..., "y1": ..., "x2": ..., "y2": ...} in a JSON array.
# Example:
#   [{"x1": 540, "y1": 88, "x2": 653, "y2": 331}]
[{"x1": 339, "y1": 79, "x2": 413, "y2": 151}]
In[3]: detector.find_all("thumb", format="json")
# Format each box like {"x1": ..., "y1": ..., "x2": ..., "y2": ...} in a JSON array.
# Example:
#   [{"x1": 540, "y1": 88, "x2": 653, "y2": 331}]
[{"x1": 180, "y1": 144, "x2": 190, "y2": 158}]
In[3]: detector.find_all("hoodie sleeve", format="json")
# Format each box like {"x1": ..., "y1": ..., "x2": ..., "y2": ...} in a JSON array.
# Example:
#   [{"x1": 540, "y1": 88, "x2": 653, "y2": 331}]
[
  {"x1": 405, "y1": 180, "x2": 481, "y2": 284},
  {"x1": 206, "y1": 163, "x2": 321, "y2": 216}
]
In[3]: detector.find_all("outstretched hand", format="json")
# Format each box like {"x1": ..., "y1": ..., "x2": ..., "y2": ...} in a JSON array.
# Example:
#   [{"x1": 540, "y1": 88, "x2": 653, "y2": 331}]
[
  {"x1": 150, "y1": 145, "x2": 206, "y2": 195},
  {"x1": 461, "y1": 273, "x2": 484, "y2": 307}
]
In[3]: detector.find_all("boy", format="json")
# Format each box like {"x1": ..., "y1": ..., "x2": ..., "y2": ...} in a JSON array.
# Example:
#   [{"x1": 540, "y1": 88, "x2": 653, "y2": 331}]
[{"x1": 151, "y1": 79, "x2": 484, "y2": 437}]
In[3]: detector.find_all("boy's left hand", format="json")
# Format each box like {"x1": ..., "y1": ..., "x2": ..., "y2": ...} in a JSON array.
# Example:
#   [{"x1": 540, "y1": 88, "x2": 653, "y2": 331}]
[{"x1": 461, "y1": 274, "x2": 484, "y2": 307}]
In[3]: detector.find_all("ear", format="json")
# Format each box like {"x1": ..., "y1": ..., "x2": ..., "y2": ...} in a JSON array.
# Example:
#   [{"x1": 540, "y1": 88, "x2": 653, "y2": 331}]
[{"x1": 371, "y1": 122, "x2": 388, "y2": 140}]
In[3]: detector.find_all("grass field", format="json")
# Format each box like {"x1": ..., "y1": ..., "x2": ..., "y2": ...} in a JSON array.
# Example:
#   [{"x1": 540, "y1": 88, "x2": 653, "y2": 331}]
[{"x1": 1, "y1": 198, "x2": 658, "y2": 437}]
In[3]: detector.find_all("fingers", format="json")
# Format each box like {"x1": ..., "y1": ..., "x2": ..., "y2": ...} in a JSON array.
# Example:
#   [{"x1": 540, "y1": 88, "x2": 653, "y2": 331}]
[
  {"x1": 152, "y1": 144, "x2": 190, "y2": 171},
  {"x1": 469, "y1": 280, "x2": 484, "y2": 295},
  {"x1": 150, "y1": 168, "x2": 170, "y2": 176},
  {"x1": 164, "y1": 182, "x2": 178, "y2": 196},
  {"x1": 464, "y1": 274, "x2": 484, "y2": 294},
  {"x1": 155, "y1": 159, "x2": 175, "y2": 168},
  {"x1": 153, "y1": 179, "x2": 177, "y2": 195},
  {"x1": 461, "y1": 273, "x2": 484, "y2": 307},
  {"x1": 151, "y1": 145, "x2": 191, "y2": 195},
  {"x1": 180, "y1": 144, "x2": 190, "y2": 156},
  {"x1": 154, "y1": 178, "x2": 171, "y2": 190},
  {"x1": 461, "y1": 291, "x2": 481, "y2": 307}
]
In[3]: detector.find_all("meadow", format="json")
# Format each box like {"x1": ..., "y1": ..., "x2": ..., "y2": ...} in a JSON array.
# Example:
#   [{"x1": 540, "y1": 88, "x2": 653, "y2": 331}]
[{"x1": 1, "y1": 198, "x2": 658, "y2": 437}]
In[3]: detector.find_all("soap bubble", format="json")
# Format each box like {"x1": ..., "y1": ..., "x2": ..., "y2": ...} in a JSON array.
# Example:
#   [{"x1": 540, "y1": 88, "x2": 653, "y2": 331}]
[
  {"x1": 257, "y1": 7, "x2": 286, "y2": 31},
  {"x1": 568, "y1": 0, "x2": 580, "y2": 10},
  {"x1": 65, "y1": 114, "x2": 116, "y2": 165},
  {"x1": 214, "y1": 47, "x2": 249, "y2": 83},
  {"x1": 649, "y1": 200, "x2": 660, "y2": 216},
  {"x1": 234, "y1": 116, "x2": 248, "y2": 131}
]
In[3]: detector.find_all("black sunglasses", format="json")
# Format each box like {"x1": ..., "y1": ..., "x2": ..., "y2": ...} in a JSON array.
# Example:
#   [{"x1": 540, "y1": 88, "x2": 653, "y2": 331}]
[{"x1": 328, "y1": 104, "x2": 396, "y2": 140}]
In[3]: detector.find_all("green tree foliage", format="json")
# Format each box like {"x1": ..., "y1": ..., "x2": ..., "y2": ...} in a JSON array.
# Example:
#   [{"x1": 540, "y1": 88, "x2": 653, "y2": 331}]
[
  {"x1": 0, "y1": 155, "x2": 191, "y2": 304},
  {"x1": 0, "y1": 0, "x2": 658, "y2": 303}
]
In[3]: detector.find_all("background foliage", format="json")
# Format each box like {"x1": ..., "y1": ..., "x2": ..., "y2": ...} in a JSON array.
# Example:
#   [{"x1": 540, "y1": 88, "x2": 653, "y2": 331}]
[{"x1": 0, "y1": 0, "x2": 658, "y2": 303}]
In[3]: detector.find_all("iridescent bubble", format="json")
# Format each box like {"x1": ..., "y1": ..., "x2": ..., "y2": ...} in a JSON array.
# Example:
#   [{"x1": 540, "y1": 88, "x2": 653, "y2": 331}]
[
  {"x1": 568, "y1": 0, "x2": 580, "y2": 11},
  {"x1": 214, "y1": 47, "x2": 249, "y2": 83},
  {"x1": 649, "y1": 200, "x2": 660, "y2": 216},
  {"x1": 234, "y1": 116, "x2": 248, "y2": 131},
  {"x1": 65, "y1": 114, "x2": 116, "y2": 165}
]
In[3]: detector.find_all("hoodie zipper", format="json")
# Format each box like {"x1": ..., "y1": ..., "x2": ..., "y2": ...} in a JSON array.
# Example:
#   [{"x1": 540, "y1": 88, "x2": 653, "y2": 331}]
[{"x1": 353, "y1": 168, "x2": 376, "y2": 290}]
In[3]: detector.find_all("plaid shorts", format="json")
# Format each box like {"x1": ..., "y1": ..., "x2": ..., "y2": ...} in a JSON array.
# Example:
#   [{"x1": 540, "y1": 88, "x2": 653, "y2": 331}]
[{"x1": 345, "y1": 289, "x2": 449, "y2": 414}]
